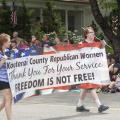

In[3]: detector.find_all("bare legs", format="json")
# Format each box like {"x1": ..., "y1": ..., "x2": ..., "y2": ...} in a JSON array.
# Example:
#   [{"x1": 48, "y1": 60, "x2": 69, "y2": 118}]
[
  {"x1": 77, "y1": 89, "x2": 101, "y2": 107},
  {"x1": 77, "y1": 89, "x2": 88, "y2": 107},
  {"x1": 91, "y1": 89, "x2": 101, "y2": 107},
  {"x1": 0, "y1": 89, "x2": 12, "y2": 120},
  {"x1": 0, "y1": 99, "x2": 5, "y2": 111}
]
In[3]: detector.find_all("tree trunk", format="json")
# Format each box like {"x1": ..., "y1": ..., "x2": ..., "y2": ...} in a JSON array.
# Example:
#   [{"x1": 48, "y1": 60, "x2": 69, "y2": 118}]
[
  {"x1": 89, "y1": 0, "x2": 120, "y2": 55},
  {"x1": 116, "y1": 0, "x2": 120, "y2": 57},
  {"x1": 117, "y1": 0, "x2": 120, "y2": 38}
]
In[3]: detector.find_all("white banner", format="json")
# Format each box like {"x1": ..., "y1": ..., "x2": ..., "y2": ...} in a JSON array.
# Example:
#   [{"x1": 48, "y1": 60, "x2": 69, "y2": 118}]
[{"x1": 7, "y1": 47, "x2": 110, "y2": 102}]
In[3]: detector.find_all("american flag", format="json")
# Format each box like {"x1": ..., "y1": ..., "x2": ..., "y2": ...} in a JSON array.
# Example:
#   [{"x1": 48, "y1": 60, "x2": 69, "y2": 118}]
[{"x1": 11, "y1": 1, "x2": 17, "y2": 26}]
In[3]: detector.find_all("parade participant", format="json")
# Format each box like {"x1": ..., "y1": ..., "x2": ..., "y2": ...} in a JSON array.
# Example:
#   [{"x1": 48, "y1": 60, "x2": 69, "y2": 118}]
[
  {"x1": 54, "y1": 37, "x2": 66, "y2": 51},
  {"x1": 39, "y1": 37, "x2": 73, "y2": 94},
  {"x1": 53, "y1": 37, "x2": 74, "y2": 91},
  {"x1": 0, "y1": 33, "x2": 12, "y2": 120},
  {"x1": 38, "y1": 35, "x2": 56, "y2": 95},
  {"x1": 76, "y1": 26, "x2": 109, "y2": 113},
  {"x1": 54, "y1": 37, "x2": 75, "y2": 52}
]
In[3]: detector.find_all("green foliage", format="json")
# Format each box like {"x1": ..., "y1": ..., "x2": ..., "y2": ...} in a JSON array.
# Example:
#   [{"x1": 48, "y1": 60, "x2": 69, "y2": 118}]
[
  {"x1": 0, "y1": 0, "x2": 65, "y2": 40},
  {"x1": 0, "y1": 0, "x2": 12, "y2": 35},
  {"x1": 0, "y1": 0, "x2": 33, "y2": 39},
  {"x1": 96, "y1": 0, "x2": 120, "y2": 53},
  {"x1": 48, "y1": 32, "x2": 57, "y2": 45},
  {"x1": 48, "y1": 32, "x2": 57, "y2": 40},
  {"x1": 98, "y1": 0, "x2": 117, "y2": 12},
  {"x1": 31, "y1": 23, "x2": 45, "y2": 41},
  {"x1": 98, "y1": 0, "x2": 120, "y2": 38},
  {"x1": 67, "y1": 31, "x2": 84, "y2": 44},
  {"x1": 42, "y1": 0, "x2": 65, "y2": 33},
  {"x1": 90, "y1": 20, "x2": 114, "y2": 53},
  {"x1": 31, "y1": 0, "x2": 66, "y2": 40},
  {"x1": 42, "y1": 0, "x2": 56, "y2": 33},
  {"x1": 16, "y1": 0, "x2": 32, "y2": 39},
  {"x1": 106, "y1": 43, "x2": 114, "y2": 54},
  {"x1": 57, "y1": 26, "x2": 66, "y2": 40}
]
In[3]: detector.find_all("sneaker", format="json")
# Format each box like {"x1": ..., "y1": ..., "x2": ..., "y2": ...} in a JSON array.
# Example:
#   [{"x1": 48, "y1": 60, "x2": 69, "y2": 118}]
[
  {"x1": 76, "y1": 106, "x2": 90, "y2": 112},
  {"x1": 98, "y1": 105, "x2": 109, "y2": 113}
]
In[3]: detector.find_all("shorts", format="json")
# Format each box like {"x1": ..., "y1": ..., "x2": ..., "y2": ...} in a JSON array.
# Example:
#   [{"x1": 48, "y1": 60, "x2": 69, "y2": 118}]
[{"x1": 0, "y1": 81, "x2": 10, "y2": 90}]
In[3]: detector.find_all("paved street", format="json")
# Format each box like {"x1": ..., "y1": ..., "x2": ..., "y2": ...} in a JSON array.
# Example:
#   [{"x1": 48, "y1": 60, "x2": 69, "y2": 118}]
[{"x1": 0, "y1": 91, "x2": 120, "y2": 120}]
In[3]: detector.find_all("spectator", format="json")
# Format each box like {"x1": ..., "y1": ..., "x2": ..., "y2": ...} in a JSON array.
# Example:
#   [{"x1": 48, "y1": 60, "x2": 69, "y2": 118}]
[
  {"x1": 42, "y1": 34, "x2": 53, "y2": 47},
  {"x1": 18, "y1": 41, "x2": 30, "y2": 57},
  {"x1": 30, "y1": 35, "x2": 43, "y2": 55},
  {"x1": 18, "y1": 40, "x2": 29, "y2": 50},
  {"x1": 54, "y1": 37, "x2": 61, "y2": 45},
  {"x1": 12, "y1": 31, "x2": 23, "y2": 47},
  {"x1": 108, "y1": 55, "x2": 120, "y2": 93},
  {"x1": 10, "y1": 40, "x2": 20, "y2": 59}
]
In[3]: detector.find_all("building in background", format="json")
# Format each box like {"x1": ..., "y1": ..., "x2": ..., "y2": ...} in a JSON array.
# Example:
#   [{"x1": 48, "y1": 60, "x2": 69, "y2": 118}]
[{"x1": 0, "y1": 0, "x2": 94, "y2": 34}]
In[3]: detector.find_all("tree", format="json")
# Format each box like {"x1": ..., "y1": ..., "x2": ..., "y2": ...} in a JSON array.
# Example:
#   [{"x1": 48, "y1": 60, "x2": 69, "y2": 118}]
[
  {"x1": 89, "y1": 0, "x2": 120, "y2": 56},
  {"x1": 16, "y1": 0, "x2": 31, "y2": 39},
  {"x1": 0, "y1": 0, "x2": 12, "y2": 35},
  {"x1": 42, "y1": 0, "x2": 64, "y2": 33},
  {"x1": 0, "y1": 0, "x2": 32, "y2": 39}
]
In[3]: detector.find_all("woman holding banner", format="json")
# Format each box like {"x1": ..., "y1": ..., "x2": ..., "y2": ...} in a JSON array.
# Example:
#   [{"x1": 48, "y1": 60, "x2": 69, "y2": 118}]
[
  {"x1": 76, "y1": 26, "x2": 109, "y2": 113},
  {"x1": 0, "y1": 33, "x2": 12, "y2": 120}
]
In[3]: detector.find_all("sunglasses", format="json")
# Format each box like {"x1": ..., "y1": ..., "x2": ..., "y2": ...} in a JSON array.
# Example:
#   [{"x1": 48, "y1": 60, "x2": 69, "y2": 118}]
[{"x1": 87, "y1": 32, "x2": 95, "y2": 35}]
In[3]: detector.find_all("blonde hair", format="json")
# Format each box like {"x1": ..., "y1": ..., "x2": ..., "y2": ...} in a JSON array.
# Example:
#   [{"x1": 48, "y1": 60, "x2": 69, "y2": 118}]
[{"x1": 0, "y1": 33, "x2": 10, "y2": 51}]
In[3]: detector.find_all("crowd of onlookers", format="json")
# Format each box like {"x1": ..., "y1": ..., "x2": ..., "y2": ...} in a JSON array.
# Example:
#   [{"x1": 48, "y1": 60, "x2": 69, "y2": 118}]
[
  {"x1": 5, "y1": 31, "x2": 75, "y2": 59},
  {"x1": 5, "y1": 31, "x2": 52, "y2": 59},
  {"x1": 5, "y1": 31, "x2": 120, "y2": 94}
]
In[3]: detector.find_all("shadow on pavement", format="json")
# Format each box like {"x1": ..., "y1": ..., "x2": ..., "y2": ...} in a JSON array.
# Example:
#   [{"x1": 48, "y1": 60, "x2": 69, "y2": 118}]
[{"x1": 41, "y1": 112, "x2": 109, "y2": 120}]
